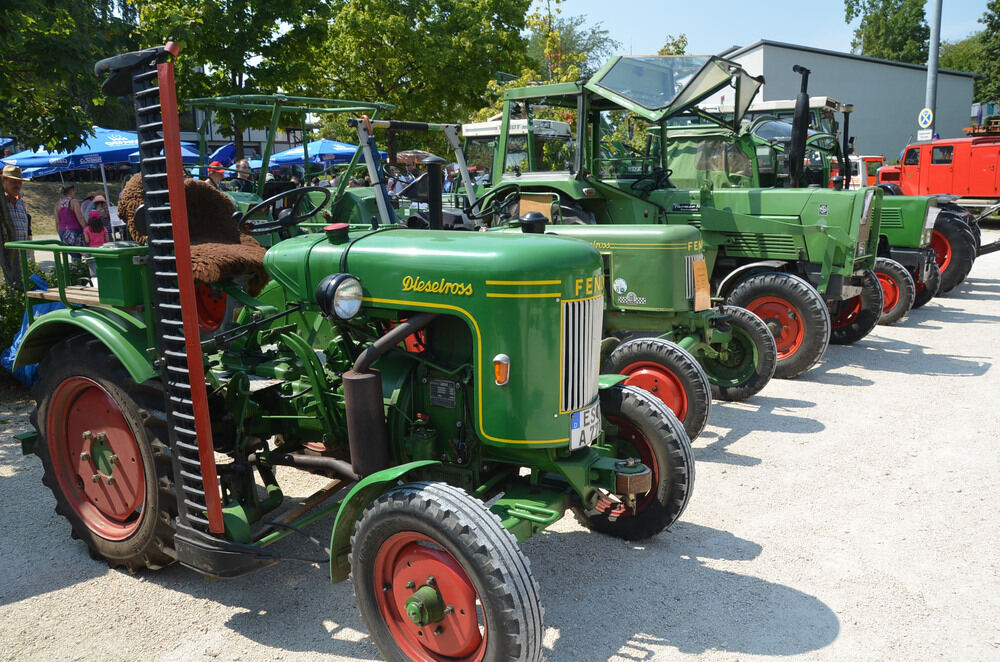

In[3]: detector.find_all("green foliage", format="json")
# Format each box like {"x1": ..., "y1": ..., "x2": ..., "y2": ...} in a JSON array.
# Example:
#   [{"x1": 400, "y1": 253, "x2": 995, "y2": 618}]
[
  {"x1": 658, "y1": 34, "x2": 688, "y2": 56},
  {"x1": 978, "y1": 1, "x2": 1000, "y2": 103},
  {"x1": 939, "y1": 32, "x2": 988, "y2": 101},
  {"x1": 525, "y1": 13, "x2": 619, "y2": 79},
  {"x1": 844, "y1": 0, "x2": 929, "y2": 64},
  {"x1": 0, "y1": 259, "x2": 71, "y2": 353},
  {"x1": 0, "y1": 0, "x2": 138, "y2": 152}
]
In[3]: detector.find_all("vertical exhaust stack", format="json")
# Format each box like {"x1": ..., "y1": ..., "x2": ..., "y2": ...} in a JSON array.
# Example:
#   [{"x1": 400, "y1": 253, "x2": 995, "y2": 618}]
[
  {"x1": 789, "y1": 65, "x2": 811, "y2": 189},
  {"x1": 423, "y1": 155, "x2": 446, "y2": 230}
]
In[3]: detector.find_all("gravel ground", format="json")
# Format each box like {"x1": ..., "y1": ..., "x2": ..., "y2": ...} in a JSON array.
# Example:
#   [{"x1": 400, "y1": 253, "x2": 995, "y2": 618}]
[{"x1": 2, "y1": 228, "x2": 999, "y2": 662}]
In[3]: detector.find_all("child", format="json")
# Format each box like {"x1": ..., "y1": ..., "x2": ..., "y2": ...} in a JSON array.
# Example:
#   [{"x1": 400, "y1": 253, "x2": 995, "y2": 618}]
[{"x1": 84, "y1": 210, "x2": 109, "y2": 247}]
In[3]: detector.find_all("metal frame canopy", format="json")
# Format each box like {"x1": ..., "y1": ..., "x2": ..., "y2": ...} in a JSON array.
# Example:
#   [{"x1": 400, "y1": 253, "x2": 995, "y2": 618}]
[{"x1": 185, "y1": 94, "x2": 394, "y2": 197}]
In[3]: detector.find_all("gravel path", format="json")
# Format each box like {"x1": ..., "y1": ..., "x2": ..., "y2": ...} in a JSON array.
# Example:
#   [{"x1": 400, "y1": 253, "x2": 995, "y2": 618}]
[{"x1": 2, "y1": 228, "x2": 998, "y2": 662}]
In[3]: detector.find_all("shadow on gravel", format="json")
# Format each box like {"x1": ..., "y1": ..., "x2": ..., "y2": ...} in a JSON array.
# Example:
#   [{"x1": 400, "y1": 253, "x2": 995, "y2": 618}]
[
  {"x1": 696, "y1": 396, "x2": 823, "y2": 465},
  {"x1": 904, "y1": 300, "x2": 1000, "y2": 324},
  {"x1": 942, "y1": 277, "x2": 1000, "y2": 300},
  {"x1": 526, "y1": 522, "x2": 839, "y2": 660},
  {"x1": 810, "y1": 336, "x2": 990, "y2": 378}
]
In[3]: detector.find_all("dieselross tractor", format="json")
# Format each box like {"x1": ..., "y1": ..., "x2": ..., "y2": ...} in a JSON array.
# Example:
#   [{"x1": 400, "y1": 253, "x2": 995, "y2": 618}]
[
  {"x1": 665, "y1": 102, "x2": 940, "y2": 322},
  {"x1": 345, "y1": 115, "x2": 777, "y2": 441},
  {"x1": 478, "y1": 55, "x2": 885, "y2": 379},
  {"x1": 8, "y1": 44, "x2": 696, "y2": 662}
]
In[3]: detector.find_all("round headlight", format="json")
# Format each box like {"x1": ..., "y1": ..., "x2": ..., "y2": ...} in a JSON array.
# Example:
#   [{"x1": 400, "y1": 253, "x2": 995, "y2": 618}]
[{"x1": 316, "y1": 273, "x2": 363, "y2": 320}]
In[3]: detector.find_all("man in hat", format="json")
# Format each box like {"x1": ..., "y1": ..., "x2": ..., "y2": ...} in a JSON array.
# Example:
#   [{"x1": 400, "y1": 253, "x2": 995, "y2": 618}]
[
  {"x1": 1, "y1": 165, "x2": 30, "y2": 288},
  {"x1": 207, "y1": 161, "x2": 226, "y2": 189}
]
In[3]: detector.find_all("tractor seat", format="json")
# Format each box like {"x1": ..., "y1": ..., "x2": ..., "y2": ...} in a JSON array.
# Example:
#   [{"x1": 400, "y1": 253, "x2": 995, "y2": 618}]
[{"x1": 118, "y1": 173, "x2": 269, "y2": 295}]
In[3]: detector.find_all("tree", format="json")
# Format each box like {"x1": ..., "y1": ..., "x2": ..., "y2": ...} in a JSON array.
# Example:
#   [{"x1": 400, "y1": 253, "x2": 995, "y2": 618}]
[
  {"x1": 0, "y1": 0, "x2": 138, "y2": 152},
  {"x1": 844, "y1": 0, "x2": 929, "y2": 64},
  {"x1": 658, "y1": 34, "x2": 688, "y2": 56},
  {"x1": 316, "y1": 0, "x2": 533, "y2": 157},
  {"x1": 979, "y1": 1, "x2": 1000, "y2": 103},
  {"x1": 939, "y1": 32, "x2": 988, "y2": 101},
  {"x1": 525, "y1": 13, "x2": 619, "y2": 80},
  {"x1": 135, "y1": 0, "x2": 332, "y2": 157}
]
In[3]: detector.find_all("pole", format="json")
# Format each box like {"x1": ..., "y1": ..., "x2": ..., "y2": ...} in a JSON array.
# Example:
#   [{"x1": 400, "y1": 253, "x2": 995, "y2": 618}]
[
  {"x1": 99, "y1": 163, "x2": 110, "y2": 205},
  {"x1": 925, "y1": 0, "x2": 942, "y2": 135}
]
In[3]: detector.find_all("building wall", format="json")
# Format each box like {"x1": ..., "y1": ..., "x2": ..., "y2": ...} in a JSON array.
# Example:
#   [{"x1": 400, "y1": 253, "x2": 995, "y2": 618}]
[{"x1": 729, "y1": 43, "x2": 975, "y2": 161}]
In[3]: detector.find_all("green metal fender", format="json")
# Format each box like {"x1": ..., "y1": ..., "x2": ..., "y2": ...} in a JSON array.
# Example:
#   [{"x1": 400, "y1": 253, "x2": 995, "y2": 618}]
[
  {"x1": 14, "y1": 308, "x2": 156, "y2": 384},
  {"x1": 599, "y1": 374, "x2": 628, "y2": 389},
  {"x1": 329, "y1": 460, "x2": 441, "y2": 582}
]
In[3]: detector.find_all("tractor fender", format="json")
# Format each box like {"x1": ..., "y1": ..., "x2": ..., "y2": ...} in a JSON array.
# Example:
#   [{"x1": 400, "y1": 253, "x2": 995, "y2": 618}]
[
  {"x1": 877, "y1": 183, "x2": 903, "y2": 196},
  {"x1": 329, "y1": 460, "x2": 441, "y2": 582},
  {"x1": 599, "y1": 374, "x2": 628, "y2": 389},
  {"x1": 716, "y1": 260, "x2": 790, "y2": 299},
  {"x1": 14, "y1": 308, "x2": 156, "y2": 384}
]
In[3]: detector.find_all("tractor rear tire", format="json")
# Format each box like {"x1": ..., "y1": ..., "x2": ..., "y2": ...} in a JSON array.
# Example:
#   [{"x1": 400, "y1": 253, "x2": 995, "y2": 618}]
[
  {"x1": 830, "y1": 269, "x2": 883, "y2": 345},
  {"x1": 702, "y1": 305, "x2": 777, "y2": 402},
  {"x1": 726, "y1": 272, "x2": 830, "y2": 379},
  {"x1": 912, "y1": 261, "x2": 941, "y2": 309},
  {"x1": 351, "y1": 481, "x2": 542, "y2": 662},
  {"x1": 602, "y1": 337, "x2": 711, "y2": 440},
  {"x1": 932, "y1": 216, "x2": 976, "y2": 293},
  {"x1": 572, "y1": 384, "x2": 694, "y2": 540},
  {"x1": 32, "y1": 334, "x2": 176, "y2": 571},
  {"x1": 874, "y1": 257, "x2": 915, "y2": 325}
]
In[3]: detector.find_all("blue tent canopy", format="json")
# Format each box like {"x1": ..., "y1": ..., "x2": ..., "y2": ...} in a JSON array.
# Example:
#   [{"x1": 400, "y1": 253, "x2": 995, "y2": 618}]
[
  {"x1": 1, "y1": 127, "x2": 139, "y2": 169},
  {"x1": 209, "y1": 142, "x2": 237, "y2": 166},
  {"x1": 128, "y1": 143, "x2": 201, "y2": 165},
  {"x1": 0, "y1": 137, "x2": 13, "y2": 150},
  {"x1": 269, "y1": 138, "x2": 381, "y2": 166}
]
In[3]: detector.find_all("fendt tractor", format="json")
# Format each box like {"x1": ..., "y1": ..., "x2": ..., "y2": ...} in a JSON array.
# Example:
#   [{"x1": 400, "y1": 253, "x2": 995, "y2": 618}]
[
  {"x1": 474, "y1": 56, "x2": 884, "y2": 379},
  {"x1": 345, "y1": 115, "x2": 777, "y2": 441},
  {"x1": 9, "y1": 44, "x2": 696, "y2": 662}
]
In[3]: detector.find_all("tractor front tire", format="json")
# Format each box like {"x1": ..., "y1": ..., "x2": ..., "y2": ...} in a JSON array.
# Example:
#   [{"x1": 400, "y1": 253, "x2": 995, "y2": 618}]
[
  {"x1": 351, "y1": 482, "x2": 542, "y2": 662},
  {"x1": 830, "y1": 269, "x2": 883, "y2": 345},
  {"x1": 912, "y1": 261, "x2": 941, "y2": 309},
  {"x1": 572, "y1": 384, "x2": 695, "y2": 540},
  {"x1": 726, "y1": 272, "x2": 830, "y2": 379},
  {"x1": 33, "y1": 335, "x2": 176, "y2": 571},
  {"x1": 602, "y1": 337, "x2": 711, "y2": 440},
  {"x1": 702, "y1": 305, "x2": 777, "y2": 401},
  {"x1": 874, "y1": 257, "x2": 915, "y2": 325},
  {"x1": 932, "y1": 216, "x2": 976, "y2": 293}
]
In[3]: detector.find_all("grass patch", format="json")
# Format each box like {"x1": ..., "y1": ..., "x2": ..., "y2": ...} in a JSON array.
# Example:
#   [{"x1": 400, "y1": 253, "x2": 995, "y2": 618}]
[{"x1": 21, "y1": 180, "x2": 125, "y2": 236}]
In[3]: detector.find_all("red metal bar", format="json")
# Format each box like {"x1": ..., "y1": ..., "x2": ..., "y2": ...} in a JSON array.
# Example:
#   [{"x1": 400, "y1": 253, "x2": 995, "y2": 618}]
[{"x1": 158, "y1": 47, "x2": 225, "y2": 535}]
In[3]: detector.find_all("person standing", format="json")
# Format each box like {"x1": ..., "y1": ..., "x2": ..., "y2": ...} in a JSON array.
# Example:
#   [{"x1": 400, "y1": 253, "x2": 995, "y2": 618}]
[
  {"x1": 55, "y1": 183, "x2": 85, "y2": 261},
  {"x1": 1, "y1": 165, "x2": 30, "y2": 286},
  {"x1": 84, "y1": 210, "x2": 109, "y2": 247},
  {"x1": 207, "y1": 161, "x2": 226, "y2": 190}
]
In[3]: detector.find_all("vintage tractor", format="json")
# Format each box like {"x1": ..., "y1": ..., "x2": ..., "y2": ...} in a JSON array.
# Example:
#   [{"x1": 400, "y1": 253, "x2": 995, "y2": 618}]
[
  {"x1": 481, "y1": 56, "x2": 885, "y2": 379},
  {"x1": 346, "y1": 116, "x2": 779, "y2": 441},
  {"x1": 9, "y1": 44, "x2": 695, "y2": 662}
]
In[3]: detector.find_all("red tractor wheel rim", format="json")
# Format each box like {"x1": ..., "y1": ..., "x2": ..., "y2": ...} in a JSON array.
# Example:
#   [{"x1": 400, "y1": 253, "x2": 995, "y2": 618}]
[
  {"x1": 930, "y1": 230, "x2": 952, "y2": 272},
  {"x1": 620, "y1": 360, "x2": 688, "y2": 421},
  {"x1": 876, "y1": 271, "x2": 901, "y2": 314},
  {"x1": 196, "y1": 283, "x2": 227, "y2": 332},
  {"x1": 373, "y1": 532, "x2": 486, "y2": 661},
  {"x1": 745, "y1": 296, "x2": 806, "y2": 359},
  {"x1": 607, "y1": 416, "x2": 660, "y2": 513},
  {"x1": 46, "y1": 376, "x2": 146, "y2": 540},
  {"x1": 831, "y1": 295, "x2": 862, "y2": 329}
]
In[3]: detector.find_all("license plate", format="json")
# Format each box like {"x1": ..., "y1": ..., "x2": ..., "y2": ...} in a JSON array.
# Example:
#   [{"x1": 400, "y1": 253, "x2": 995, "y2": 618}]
[{"x1": 570, "y1": 401, "x2": 602, "y2": 450}]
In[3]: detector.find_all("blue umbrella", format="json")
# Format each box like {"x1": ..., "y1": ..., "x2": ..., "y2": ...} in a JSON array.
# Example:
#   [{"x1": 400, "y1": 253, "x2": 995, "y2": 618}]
[
  {"x1": 209, "y1": 142, "x2": 236, "y2": 166},
  {"x1": 128, "y1": 142, "x2": 201, "y2": 165},
  {"x1": 270, "y1": 138, "x2": 381, "y2": 166},
  {"x1": 0, "y1": 137, "x2": 12, "y2": 150},
  {"x1": 1, "y1": 127, "x2": 139, "y2": 169}
]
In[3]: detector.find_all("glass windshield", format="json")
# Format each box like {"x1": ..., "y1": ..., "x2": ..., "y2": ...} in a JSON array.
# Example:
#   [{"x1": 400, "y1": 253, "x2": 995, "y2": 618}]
[
  {"x1": 464, "y1": 136, "x2": 495, "y2": 185},
  {"x1": 501, "y1": 120, "x2": 576, "y2": 175},
  {"x1": 593, "y1": 56, "x2": 713, "y2": 110},
  {"x1": 752, "y1": 119, "x2": 818, "y2": 143},
  {"x1": 596, "y1": 110, "x2": 654, "y2": 178}
]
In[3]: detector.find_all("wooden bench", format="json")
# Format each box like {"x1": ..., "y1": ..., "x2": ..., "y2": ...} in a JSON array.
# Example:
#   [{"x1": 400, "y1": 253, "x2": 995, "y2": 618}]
[{"x1": 26, "y1": 286, "x2": 142, "y2": 310}]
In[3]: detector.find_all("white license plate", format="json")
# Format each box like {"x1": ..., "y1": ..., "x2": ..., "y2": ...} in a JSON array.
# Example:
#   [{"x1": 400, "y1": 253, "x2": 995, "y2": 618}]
[{"x1": 570, "y1": 401, "x2": 602, "y2": 450}]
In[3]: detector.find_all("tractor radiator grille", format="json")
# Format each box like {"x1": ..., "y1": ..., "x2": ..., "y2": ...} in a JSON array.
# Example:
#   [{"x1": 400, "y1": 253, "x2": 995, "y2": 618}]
[
  {"x1": 880, "y1": 207, "x2": 904, "y2": 228},
  {"x1": 684, "y1": 254, "x2": 703, "y2": 299},
  {"x1": 561, "y1": 296, "x2": 603, "y2": 412},
  {"x1": 721, "y1": 233, "x2": 799, "y2": 260}
]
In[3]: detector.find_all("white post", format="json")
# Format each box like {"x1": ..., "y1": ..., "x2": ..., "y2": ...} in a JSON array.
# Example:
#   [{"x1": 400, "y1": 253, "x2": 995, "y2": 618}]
[{"x1": 99, "y1": 163, "x2": 110, "y2": 203}]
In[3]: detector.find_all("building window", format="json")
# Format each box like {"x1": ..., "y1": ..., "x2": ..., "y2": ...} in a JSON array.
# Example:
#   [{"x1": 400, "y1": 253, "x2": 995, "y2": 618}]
[
  {"x1": 931, "y1": 146, "x2": 953, "y2": 164},
  {"x1": 903, "y1": 148, "x2": 920, "y2": 166}
]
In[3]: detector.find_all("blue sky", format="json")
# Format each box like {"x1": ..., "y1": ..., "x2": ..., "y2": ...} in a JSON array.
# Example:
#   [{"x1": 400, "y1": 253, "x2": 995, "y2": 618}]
[{"x1": 559, "y1": 0, "x2": 989, "y2": 58}]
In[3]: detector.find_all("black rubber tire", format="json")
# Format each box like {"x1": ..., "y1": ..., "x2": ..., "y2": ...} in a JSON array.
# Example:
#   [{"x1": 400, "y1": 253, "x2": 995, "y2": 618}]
[
  {"x1": 829, "y1": 269, "x2": 883, "y2": 345},
  {"x1": 874, "y1": 257, "x2": 915, "y2": 326},
  {"x1": 602, "y1": 337, "x2": 711, "y2": 440},
  {"x1": 933, "y1": 216, "x2": 977, "y2": 293},
  {"x1": 726, "y1": 272, "x2": 831, "y2": 379},
  {"x1": 32, "y1": 334, "x2": 176, "y2": 571},
  {"x1": 351, "y1": 481, "x2": 542, "y2": 662},
  {"x1": 912, "y1": 260, "x2": 941, "y2": 309},
  {"x1": 572, "y1": 384, "x2": 695, "y2": 540},
  {"x1": 703, "y1": 305, "x2": 777, "y2": 401}
]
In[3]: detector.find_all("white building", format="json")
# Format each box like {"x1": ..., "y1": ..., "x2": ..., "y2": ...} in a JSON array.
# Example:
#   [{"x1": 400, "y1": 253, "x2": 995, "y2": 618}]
[{"x1": 719, "y1": 40, "x2": 978, "y2": 160}]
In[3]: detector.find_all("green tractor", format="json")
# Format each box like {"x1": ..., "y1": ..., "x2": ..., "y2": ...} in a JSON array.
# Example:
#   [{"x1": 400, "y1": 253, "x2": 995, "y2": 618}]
[
  {"x1": 348, "y1": 116, "x2": 778, "y2": 441},
  {"x1": 477, "y1": 56, "x2": 885, "y2": 379},
  {"x1": 9, "y1": 44, "x2": 695, "y2": 661}
]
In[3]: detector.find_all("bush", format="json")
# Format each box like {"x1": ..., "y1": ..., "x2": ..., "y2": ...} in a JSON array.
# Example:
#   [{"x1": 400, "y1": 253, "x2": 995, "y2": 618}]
[{"x1": 0, "y1": 259, "x2": 89, "y2": 353}]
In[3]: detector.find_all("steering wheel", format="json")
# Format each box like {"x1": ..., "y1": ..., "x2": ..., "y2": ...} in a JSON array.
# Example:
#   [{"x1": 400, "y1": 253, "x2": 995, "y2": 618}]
[
  {"x1": 466, "y1": 183, "x2": 521, "y2": 221},
  {"x1": 630, "y1": 167, "x2": 673, "y2": 193},
  {"x1": 239, "y1": 186, "x2": 331, "y2": 236}
]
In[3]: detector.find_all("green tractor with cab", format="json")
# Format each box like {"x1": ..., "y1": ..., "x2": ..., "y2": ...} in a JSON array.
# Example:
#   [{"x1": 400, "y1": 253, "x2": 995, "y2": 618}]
[{"x1": 9, "y1": 44, "x2": 696, "y2": 662}]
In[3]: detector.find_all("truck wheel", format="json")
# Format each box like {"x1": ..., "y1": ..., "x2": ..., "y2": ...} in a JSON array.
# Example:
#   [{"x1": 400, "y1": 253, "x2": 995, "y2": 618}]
[
  {"x1": 726, "y1": 272, "x2": 830, "y2": 379},
  {"x1": 602, "y1": 337, "x2": 711, "y2": 440},
  {"x1": 829, "y1": 269, "x2": 883, "y2": 345},
  {"x1": 932, "y1": 217, "x2": 976, "y2": 293},
  {"x1": 702, "y1": 305, "x2": 777, "y2": 401},
  {"x1": 874, "y1": 257, "x2": 915, "y2": 325},
  {"x1": 572, "y1": 384, "x2": 694, "y2": 540},
  {"x1": 912, "y1": 261, "x2": 941, "y2": 309},
  {"x1": 351, "y1": 482, "x2": 542, "y2": 662},
  {"x1": 33, "y1": 335, "x2": 176, "y2": 571}
]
